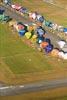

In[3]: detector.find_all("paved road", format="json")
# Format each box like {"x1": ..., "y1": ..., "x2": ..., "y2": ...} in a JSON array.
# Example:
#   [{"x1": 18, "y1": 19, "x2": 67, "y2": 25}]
[{"x1": 0, "y1": 78, "x2": 67, "y2": 96}]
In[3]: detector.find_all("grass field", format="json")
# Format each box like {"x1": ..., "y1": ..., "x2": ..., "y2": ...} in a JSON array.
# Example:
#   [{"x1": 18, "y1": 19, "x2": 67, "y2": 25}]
[
  {"x1": 0, "y1": 0, "x2": 67, "y2": 84},
  {"x1": 0, "y1": 22, "x2": 67, "y2": 84},
  {"x1": 0, "y1": 25, "x2": 51, "y2": 74},
  {"x1": 0, "y1": 0, "x2": 67, "y2": 100},
  {"x1": 53, "y1": 0, "x2": 67, "y2": 8}
]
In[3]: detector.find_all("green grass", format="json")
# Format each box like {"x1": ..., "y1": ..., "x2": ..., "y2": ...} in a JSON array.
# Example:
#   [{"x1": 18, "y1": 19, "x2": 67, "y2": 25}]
[
  {"x1": 53, "y1": 0, "x2": 67, "y2": 8},
  {"x1": 0, "y1": 23, "x2": 67, "y2": 75},
  {"x1": 0, "y1": 1, "x2": 67, "y2": 99},
  {"x1": 0, "y1": 0, "x2": 67, "y2": 82},
  {"x1": 0, "y1": 1, "x2": 67, "y2": 80},
  {"x1": 0, "y1": 96, "x2": 67, "y2": 100},
  {"x1": 0, "y1": 23, "x2": 53, "y2": 74}
]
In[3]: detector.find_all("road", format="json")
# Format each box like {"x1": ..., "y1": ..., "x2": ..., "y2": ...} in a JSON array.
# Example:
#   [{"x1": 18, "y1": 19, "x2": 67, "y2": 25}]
[
  {"x1": 0, "y1": 4, "x2": 67, "y2": 96},
  {"x1": 0, "y1": 78, "x2": 67, "y2": 96}
]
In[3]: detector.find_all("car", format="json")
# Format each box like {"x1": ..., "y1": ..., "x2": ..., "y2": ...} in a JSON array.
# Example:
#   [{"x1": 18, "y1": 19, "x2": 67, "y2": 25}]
[
  {"x1": 11, "y1": 4, "x2": 21, "y2": 10},
  {"x1": 19, "y1": 7, "x2": 28, "y2": 14},
  {"x1": 2, "y1": 16, "x2": 12, "y2": 22},
  {"x1": 0, "y1": 8, "x2": 5, "y2": 14}
]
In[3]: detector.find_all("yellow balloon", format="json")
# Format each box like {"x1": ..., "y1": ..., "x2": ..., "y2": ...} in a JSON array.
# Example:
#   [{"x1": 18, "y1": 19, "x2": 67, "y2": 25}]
[
  {"x1": 25, "y1": 32, "x2": 32, "y2": 39},
  {"x1": 31, "y1": 35, "x2": 37, "y2": 43}
]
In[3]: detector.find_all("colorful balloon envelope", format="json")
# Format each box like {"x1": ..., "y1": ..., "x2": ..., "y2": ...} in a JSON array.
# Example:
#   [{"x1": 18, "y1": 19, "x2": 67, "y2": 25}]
[
  {"x1": 51, "y1": 49, "x2": 59, "y2": 57},
  {"x1": 19, "y1": 29, "x2": 26, "y2": 36},
  {"x1": 25, "y1": 32, "x2": 32, "y2": 39},
  {"x1": 40, "y1": 42, "x2": 49, "y2": 49},
  {"x1": 45, "y1": 44, "x2": 53, "y2": 53}
]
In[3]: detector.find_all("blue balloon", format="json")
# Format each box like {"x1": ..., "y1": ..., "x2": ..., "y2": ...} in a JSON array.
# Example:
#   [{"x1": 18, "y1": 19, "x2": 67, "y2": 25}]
[
  {"x1": 19, "y1": 7, "x2": 28, "y2": 14},
  {"x1": 37, "y1": 36, "x2": 45, "y2": 44},
  {"x1": 45, "y1": 44, "x2": 53, "y2": 53},
  {"x1": 38, "y1": 16, "x2": 44, "y2": 23},
  {"x1": 0, "y1": 9, "x2": 5, "y2": 14},
  {"x1": 63, "y1": 28, "x2": 67, "y2": 32},
  {"x1": 36, "y1": 27, "x2": 46, "y2": 37},
  {"x1": 19, "y1": 29, "x2": 26, "y2": 36}
]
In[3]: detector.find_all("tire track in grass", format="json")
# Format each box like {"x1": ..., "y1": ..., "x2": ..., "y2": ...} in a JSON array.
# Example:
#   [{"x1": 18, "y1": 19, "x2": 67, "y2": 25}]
[{"x1": 0, "y1": 58, "x2": 16, "y2": 82}]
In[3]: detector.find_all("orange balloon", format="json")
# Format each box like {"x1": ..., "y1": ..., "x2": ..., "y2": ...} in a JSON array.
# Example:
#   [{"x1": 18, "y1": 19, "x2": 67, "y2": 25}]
[{"x1": 40, "y1": 42, "x2": 49, "y2": 48}]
